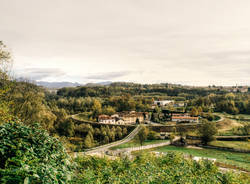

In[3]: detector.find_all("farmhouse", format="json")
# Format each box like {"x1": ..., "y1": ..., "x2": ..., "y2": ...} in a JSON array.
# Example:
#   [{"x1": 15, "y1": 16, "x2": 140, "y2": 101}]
[
  {"x1": 98, "y1": 111, "x2": 149, "y2": 125},
  {"x1": 118, "y1": 111, "x2": 149, "y2": 124},
  {"x1": 98, "y1": 115, "x2": 116, "y2": 124}
]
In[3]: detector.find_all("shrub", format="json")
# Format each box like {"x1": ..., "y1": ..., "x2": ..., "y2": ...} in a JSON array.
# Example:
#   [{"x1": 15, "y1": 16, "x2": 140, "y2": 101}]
[
  {"x1": 72, "y1": 153, "x2": 249, "y2": 184},
  {"x1": 0, "y1": 121, "x2": 72, "y2": 184},
  {"x1": 147, "y1": 130, "x2": 158, "y2": 140}
]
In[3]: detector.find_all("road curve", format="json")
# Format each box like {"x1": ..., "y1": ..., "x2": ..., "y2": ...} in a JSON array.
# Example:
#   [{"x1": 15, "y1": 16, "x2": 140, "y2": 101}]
[{"x1": 71, "y1": 125, "x2": 142, "y2": 157}]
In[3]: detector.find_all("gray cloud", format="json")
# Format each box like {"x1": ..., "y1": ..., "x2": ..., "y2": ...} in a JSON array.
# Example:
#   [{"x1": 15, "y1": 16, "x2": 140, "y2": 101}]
[
  {"x1": 17, "y1": 68, "x2": 66, "y2": 81},
  {"x1": 84, "y1": 71, "x2": 131, "y2": 80},
  {"x1": 1, "y1": 0, "x2": 250, "y2": 85}
]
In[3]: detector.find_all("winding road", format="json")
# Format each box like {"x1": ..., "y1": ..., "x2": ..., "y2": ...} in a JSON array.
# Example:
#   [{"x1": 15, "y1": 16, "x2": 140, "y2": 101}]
[
  {"x1": 110, "y1": 136, "x2": 180, "y2": 154},
  {"x1": 71, "y1": 125, "x2": 142, "y2": 157}
]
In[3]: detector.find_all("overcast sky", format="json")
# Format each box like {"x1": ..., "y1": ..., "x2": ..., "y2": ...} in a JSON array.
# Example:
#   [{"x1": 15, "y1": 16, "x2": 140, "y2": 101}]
[{"x1": 1, "y1": 0, "x2": 250, "y2": 86}]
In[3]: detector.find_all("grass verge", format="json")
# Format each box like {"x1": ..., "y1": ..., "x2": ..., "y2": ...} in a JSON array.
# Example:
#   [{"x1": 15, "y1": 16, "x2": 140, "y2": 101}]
[{"x1": 133, "y1": 145, "x2": 250, "y2": 171}]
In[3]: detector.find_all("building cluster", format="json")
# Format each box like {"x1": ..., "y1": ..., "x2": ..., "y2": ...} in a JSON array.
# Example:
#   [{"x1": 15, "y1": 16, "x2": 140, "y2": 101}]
[
  {"x1": 171, "y1": 113, "x2": 199, "y2": 123},
  {"x1": 153, "y1": 100, "x2": 174, "y2": 106},
  {"x1": 152, "y1": 100, "x2": 185, "y2": 109},
  {"x1": 230, "y1": 86, "x2": 248, "y2": 93},
  {"x1": 98, "y1": 111, "x2": 149, "y2": 125}
]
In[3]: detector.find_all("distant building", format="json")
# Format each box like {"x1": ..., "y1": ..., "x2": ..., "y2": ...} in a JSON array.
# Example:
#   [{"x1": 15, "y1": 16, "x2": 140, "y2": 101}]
[
  {"x1": 98, "y1": 115, "x2": 116, "y2": 124},
  {"x1": 172, "y1": 116, "x2": 199, "y2": 123},
  {"x1": 118, "y1": 111, "x2": 149, "y2": 124},
  {"x1": 171, "y1": 113, "x2": 190, "y2": 117},
  {"x1": 174, "y1": 102, "x2": 185, "y2": 107},
  {"x1": 154, "y1": 100, "x2": 174, "y2": 106},
  {"x1": 98, "y1": 111, "x2": 149, "y2": 125}
]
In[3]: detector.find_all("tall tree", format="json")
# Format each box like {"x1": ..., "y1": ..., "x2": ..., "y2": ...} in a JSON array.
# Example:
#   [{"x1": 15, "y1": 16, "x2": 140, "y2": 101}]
[
  {"x1": 0, "y1": 41, "x2": 13, "y2": 124},
  {"x1": 198, "y1": 120, "x2": 217, "y2": 145},
  {"x1": 84, "y1": 131, "x2": 94, "y2": 148},
  {"x1": 92, "y1": 99, "x2": 102, "y2": 119},
  {"x1": 136, "y1": 126, "x2": 148, "y2": 146},
  {"x1": 190, "y1": 107, "x2": 198, "y2": 116}
]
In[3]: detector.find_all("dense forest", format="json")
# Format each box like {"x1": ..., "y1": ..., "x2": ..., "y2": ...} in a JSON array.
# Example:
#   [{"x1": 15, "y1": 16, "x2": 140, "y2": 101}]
[{"x1": 55, "y1": 83, "x2": 250, "y2": 115}]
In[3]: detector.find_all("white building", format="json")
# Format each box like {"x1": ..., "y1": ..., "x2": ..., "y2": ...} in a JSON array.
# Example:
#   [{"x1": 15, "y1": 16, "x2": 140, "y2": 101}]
[
  {"x1": 98, "y1": 115, "x2": 116, "y2": 124},
  {"x1": 154, "y1": 100, "x2": 174, "y2": 106}
]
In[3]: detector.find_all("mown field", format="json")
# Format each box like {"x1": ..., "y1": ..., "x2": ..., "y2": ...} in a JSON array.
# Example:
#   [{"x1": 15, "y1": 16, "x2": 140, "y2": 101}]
[
  {"x1": 209, "y1": 140, "x2": 250, "y2": 151},
  {"x1": 110, "y1": 139, "x2": 169, "y2": 150},
  {"x1": 136, "y1": 145, "x2": 250, "y2": 171}
]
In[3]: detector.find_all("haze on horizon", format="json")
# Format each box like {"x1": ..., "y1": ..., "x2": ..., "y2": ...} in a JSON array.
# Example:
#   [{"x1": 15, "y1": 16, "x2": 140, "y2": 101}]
[{"x1": 1, "y1": 0, "x2": 250, "y2": 86}]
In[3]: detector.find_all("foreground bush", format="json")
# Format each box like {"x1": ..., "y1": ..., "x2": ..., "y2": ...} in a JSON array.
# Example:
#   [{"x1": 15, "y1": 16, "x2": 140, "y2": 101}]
[
  {"x1": 0, "y1": 121, "x2": 72, "y2": 184},
  {"x1": 73, "y1": 153, "x2": 249, "y2": 184}
]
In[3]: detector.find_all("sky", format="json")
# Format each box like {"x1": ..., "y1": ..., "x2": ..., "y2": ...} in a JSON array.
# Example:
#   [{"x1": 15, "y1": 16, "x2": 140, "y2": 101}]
[{"x1": 1, "y1": 0, "x2": 250, "y2": 86}]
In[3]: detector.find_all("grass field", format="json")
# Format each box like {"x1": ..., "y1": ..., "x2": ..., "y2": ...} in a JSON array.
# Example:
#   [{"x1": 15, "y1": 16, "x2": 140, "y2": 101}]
[
  {"x1": 216, "y1": 112, "x2": 250, "y2": 121},
  {"x1": 209, "y1": 141, "x2": 250, "y2": 151},
  {"x1": 110, "y1": 139, "x2": 169, "y2": 150},
  {"x1": 138, "y1": 145, "x2": 250, "y2": 171}
]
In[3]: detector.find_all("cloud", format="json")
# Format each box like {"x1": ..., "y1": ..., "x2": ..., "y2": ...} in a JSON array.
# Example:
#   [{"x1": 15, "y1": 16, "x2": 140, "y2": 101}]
[
  {"x1": 17, "y1": 68, "x2": 66, "y2": 81},
  {"x1": 84, "y1": 71, "x2": 131, "y2": 80},
  {"x1": 2, "y1": 0, "x2": 250, "y2": 85}
]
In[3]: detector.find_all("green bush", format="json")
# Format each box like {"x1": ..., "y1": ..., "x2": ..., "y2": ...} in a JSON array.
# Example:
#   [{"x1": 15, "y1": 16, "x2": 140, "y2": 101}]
[
  {"x1": 0, "y1": 121, "x2": 72, "y2": 184},
  {"x1": 72, "y1": 153, "x2": 249, "y2": 184},
  {"x1": 147, "y1": 130, "x2": 158, "y2": 140}
]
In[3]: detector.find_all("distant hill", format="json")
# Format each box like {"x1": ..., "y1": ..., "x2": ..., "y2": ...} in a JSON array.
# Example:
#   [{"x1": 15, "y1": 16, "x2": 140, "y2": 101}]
[
  {"x1": 85, "y1": 81, "x2": 112, "y2": 86},
  {"x1": 36, "y1": 81, "x2": 83, "y2": 89},
  {"x1": 36, "y1": 81, "x2": 112, "y2": 89}
]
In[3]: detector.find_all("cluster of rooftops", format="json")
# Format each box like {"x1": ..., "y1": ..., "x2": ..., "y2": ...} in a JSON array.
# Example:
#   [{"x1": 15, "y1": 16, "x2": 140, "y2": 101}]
[
  {"x1": 98, "y1": 111, "x2": 199, "y2": 125},
  {"x1": 98, "y1": 111, "x2": 149, "y2": 125}
]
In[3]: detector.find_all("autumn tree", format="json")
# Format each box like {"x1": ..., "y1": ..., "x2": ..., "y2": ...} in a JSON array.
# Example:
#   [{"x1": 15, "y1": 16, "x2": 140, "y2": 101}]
[
  {"x1": 103, "y1": 106, "x2": 115, "y2": 115},
  {"x1": 0, "y1": 41, "x2": 13, "y2": 124},
  {"x1": 190, "y1": 107, "x2": 198, "y2": 116},
  {"x1": 92, "y1": 99, "x2": 102, "y2": 119}
]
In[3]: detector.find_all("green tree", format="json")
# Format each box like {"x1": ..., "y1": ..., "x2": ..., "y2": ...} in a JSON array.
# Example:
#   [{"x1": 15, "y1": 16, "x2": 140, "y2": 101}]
[
  {"x1": 169, "y1": 133, "x2": 175, "y2": 144},
  {"x1": 148, "y1": 131, "x2": 158, "y2": 140},
  {"x1": 103, "y1": 106, "x2": 116, "y2": 115},
  {"x1": 198, "y1": 120, "x2": 217, "y2": 145},
  {"x1": 0, "y1": 41, "x2": 13, "y2": 124},
  {"x1": 122, "y1": 127, "x2": 127, "y2": 135},
  {"x1": 136, "y1": 126, "x2": 148, "y2": 146},
  {"x1": 104, "y1": 135, "x2": 109, "y2": 144},
  {"x1": 197, "y1": 106, "x2": 203, "y2": 116},
  {"x1": 84, "y1": 131, "x2": 94, "y2": 148},
  {"x1": 92, "y1": 99, "x2": 102, "y2": 119},
  {"x1": 10, "y1": 83, "x2": 56, "y2": 131},
  {"x1": 190, "y1": 107, "x2": 199, "y2": 116},
  {"x1": 64, "y1": 119, "x2": 75, "y2": 137},
  {"x1": 116, "y1": 127, "x2": 123, "y2": 139}
]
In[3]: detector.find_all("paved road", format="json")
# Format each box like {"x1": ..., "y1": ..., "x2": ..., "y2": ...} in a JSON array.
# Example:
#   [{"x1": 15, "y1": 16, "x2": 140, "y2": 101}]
[
  {"x1": 71, "y1": 125, "x2": 142, "y2": 157},
  {"x1": 110, "y1": 137, "x2": 180, "y2": 154}
]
